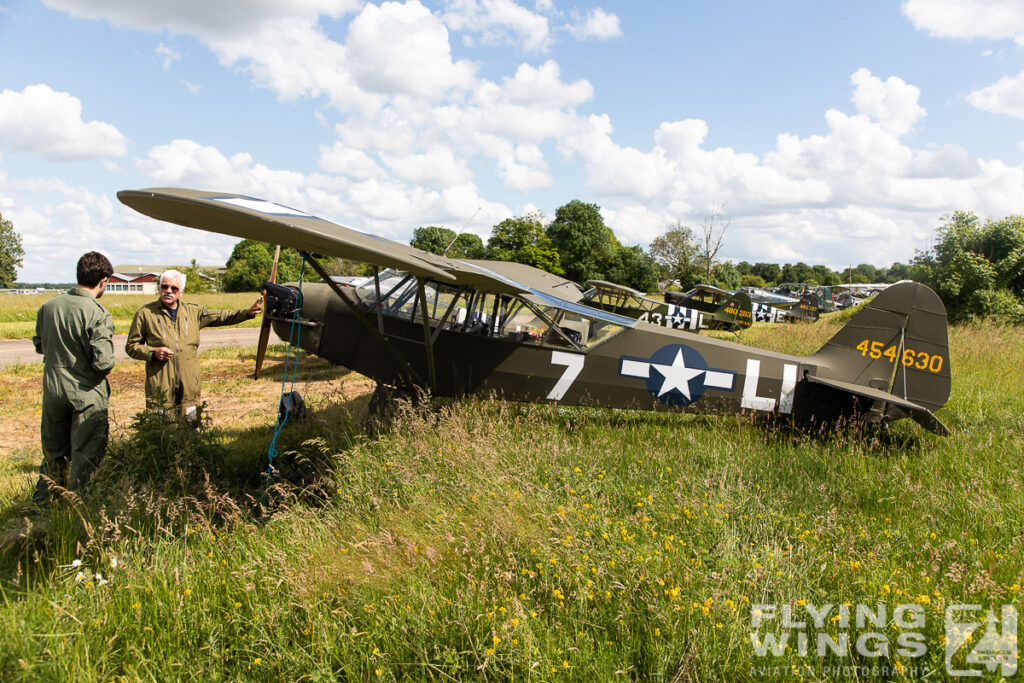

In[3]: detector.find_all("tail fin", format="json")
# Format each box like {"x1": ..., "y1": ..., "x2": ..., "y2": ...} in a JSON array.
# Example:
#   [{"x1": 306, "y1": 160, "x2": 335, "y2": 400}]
[
  {"x1": 810, "y1": 282, "x2": 951, "y2": 432},
  {"x1": 713, "y1": 291, "x2": 753, "y2": 329},
  {"x1": 793, "y1": 294, "x2": 819, "y2": 322}
]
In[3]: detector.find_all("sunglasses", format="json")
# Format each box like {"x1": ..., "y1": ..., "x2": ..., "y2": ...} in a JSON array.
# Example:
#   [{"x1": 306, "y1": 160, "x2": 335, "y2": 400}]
[{"x1": 159, "y1": 284, "x2": 181, "y2": 293}]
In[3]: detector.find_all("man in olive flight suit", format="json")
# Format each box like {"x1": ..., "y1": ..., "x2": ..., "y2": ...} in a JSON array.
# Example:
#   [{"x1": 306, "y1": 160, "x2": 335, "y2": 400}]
[
  {"x1": 33, "y1": 251, "x2": 115, "y2": 505},
  {"x1": 125, "y1": 269, "x2": 262, "y2": 417}
]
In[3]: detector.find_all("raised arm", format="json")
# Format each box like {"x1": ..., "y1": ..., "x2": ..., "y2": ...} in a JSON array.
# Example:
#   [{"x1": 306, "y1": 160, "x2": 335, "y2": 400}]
[{"x1": 199, "y1": 296, "x2": 263, "y2": 329}]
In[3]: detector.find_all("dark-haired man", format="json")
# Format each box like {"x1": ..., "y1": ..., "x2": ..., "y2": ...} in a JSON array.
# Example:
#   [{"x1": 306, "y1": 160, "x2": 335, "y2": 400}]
[{"x1": 33, "y1": 251, "x2": 115, "y2": 504}]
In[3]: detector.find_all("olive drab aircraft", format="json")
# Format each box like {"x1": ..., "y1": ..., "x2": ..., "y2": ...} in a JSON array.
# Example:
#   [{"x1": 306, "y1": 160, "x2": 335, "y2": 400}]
[
  {"x1": 583, "y1": 280, "x2": 752, "y2": 332},
  {"x1": 739, "y1": 286, "x2": 821, "y2": 324},
  {"x1": 774, "y1": 282, "x2": 838, "y2": 313},
  {"x1": 118, "y1": 188, "x2": 953, "y2": 435}
]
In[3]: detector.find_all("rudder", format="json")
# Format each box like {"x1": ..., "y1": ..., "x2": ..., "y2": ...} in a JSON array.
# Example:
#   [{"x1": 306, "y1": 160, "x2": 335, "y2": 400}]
[{"x1": 811, "y1": 282, "x2": 951, "y2": 414}]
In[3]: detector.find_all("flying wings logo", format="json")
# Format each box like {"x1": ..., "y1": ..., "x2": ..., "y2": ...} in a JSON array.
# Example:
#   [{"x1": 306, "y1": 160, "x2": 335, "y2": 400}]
[
  {"x1": 619, "y1": 344, "x2": 736, "y2": 407},
  {"x1": 946, "y1": 605, "x2": 1017, "y2": 677}
]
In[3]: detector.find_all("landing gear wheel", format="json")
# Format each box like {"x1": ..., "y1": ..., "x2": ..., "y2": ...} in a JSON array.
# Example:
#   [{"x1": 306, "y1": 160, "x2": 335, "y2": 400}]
[{"x1": 364, "y1": 382, "x2": 419, "y2": 435}]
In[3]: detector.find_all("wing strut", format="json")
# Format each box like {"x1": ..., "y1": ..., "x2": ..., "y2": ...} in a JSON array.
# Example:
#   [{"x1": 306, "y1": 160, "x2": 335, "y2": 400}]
[
  {"x1": 301, "y1": 252, "x2": 426, "y2": 388},
  {"x1": 372, "y1": 265, "x2": 384, "y2": 334},
  {"x1": 416, "y1": 279, "x2": 438, "y2": 393}
]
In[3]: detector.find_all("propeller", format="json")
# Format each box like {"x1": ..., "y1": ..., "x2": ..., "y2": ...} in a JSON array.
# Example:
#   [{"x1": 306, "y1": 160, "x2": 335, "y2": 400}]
[{"x1": 253, "y1": 244, "x2": 281, "y2": 379}]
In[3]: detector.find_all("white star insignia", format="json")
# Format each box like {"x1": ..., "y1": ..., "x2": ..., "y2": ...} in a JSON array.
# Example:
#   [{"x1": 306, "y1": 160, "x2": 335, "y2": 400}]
[{"x1": 650, "y1": 349, "x2": 705, "y2": 399}]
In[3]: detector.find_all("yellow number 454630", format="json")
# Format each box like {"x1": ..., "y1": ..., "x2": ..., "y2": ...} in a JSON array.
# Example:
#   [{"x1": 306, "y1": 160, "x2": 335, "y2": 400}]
[{"x1": 855, "y1": 339, "x2": 944, "y2": 373}]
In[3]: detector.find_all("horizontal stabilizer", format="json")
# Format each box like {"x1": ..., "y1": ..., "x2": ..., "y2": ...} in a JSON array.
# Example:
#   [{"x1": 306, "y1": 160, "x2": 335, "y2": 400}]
[{"x1": 806, "y1": 375, "x2": 948, "y2": 436}]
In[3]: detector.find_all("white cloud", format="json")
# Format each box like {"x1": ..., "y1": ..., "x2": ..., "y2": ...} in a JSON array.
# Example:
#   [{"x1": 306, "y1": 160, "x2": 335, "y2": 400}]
[
  {"x1": 210, "y1": 2, "x2": 477, "y2": 110},
  {"x1": 180, "y1": 79, "x2": 201, "y2": 95},
  {"x1": 0, "y1": 173, "x2": 214, "y2": 282},
  {"x1": 318, "y1": 143, "x2": 386, "y2": 180},
  {"x1": 563, "y1": 7, "x2": 621, "y2": 41},
  {"x1": 850, "y1": 68, "x2": 925, "y2": 136},
  {"x1": 210, "y1": 18, "x2": 371, "y2": 111},
  {"x1": 494, "y1": 60, "x2": 592, "y2": 108},
  {"x1": 443, "y1": 0, "x2": 551, "y2": 51},
  {"x1": 380, "y1": 146, "x2": 472, "y2": 187},
  {"x1": 41, "y1": 0, "x2": 362, "y2": 38},
  {"x1": 902, "y1": 0, "x2": 1024, "y2": 46},
  {"x1": 345, "y1": 1, "x2": 477, "y2": 99},
  {"x1": 155, "y1": 42, "x2": 180, "y2": 69},
  {"x1": 135, "y1": 139, "x2": 308, "y2": 203},
  {"x1": 130, "y1": 137, "x2": 513, "y2": 244},
  {"x1": 545, "y1": 66, "x2": 1024, "y2": 268},
  {"x1": 967, "y1": 69, "x2": 1024, "y2": 118},
  {"x1": 12, "y1": 4, "x2": 1024, "y2": 277},
  {"x1": 908, "y1": 144, "x2": 979, "y2": 178},
  {"x1": 0, "y1": 84, "x2": 128, "y2": 160}
]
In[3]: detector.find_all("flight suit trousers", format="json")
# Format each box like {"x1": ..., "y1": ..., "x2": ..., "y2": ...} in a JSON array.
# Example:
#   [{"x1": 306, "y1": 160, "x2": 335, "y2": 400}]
[{"x1": 34, "y1": 392, "x2": 109, "y2": 504}]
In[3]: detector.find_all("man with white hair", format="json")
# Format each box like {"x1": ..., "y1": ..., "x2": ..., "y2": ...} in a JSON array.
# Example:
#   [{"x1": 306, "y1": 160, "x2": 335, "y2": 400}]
[{"x1": 126, "y1": 269, "x2": 262, "y2": 415}]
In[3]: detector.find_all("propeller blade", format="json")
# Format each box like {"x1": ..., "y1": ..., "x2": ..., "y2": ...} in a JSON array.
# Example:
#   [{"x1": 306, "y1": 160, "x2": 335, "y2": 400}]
[
  {"x1": 253, "y1": 313, "x2": 274, "y2": 379},
  {"x1": 253, "y1": 245, "x2": 281, "y2": 379}
]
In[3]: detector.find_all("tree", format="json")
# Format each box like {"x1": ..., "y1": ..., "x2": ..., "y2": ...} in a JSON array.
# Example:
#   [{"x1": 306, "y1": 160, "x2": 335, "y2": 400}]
[
  {"x1": 750, "y1": 262, "x2": 780, "y2": 285},
  {"x1": 779, "y1": 262, "x2": 813, "y2": 284},
  {"x1": 713, "y1": 262, "x2": 742, "y2": 290},
  {"x1": 222, "y1": 240, "x2": 322, "y2": 292},
  {"x1": 740, "y1": 274, "x2": 767, "y2": 288},
  {"x1": 449, "y1": 233, "x2": 486, "y2": 259},
  {"x1": 886, "y1": 262, "x2": 910, "y2": 282},
  {"x1": 410, "y1": 226, "x2": 455, "y2": 255},
  {"x1": 546, "y1": 200, "x2": 619, "y2": 283},
  {"x1": 649, "y1": 221, "x2": 699, "y2": 288},
  {"x1": 809, "y1": 265, "x2": 841, "y2": 286},
  {"x1": 411, "y1": 226, "x2": 486, "y2": 259},
  {"x1": 180, "y1": 259, "x2": 217, "y2": 293},
  {"x1": 695, "y1": 206, "x2": 729, "y2": 282},
  {"x1": 912, "y1": 211, "x2": 1024, "y2": 322},
  {"x1": 487, "y1": 213, "x2": 562, "y2": 274},
  {"x1": 606, "y1": 246, "x2": 659, "y2": 293},
  {"x1": 0, "y1": 212, "x2": 25, "y2": 288}
]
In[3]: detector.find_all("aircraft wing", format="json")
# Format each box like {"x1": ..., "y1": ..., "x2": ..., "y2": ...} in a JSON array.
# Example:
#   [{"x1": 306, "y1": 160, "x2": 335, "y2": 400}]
[
  {"x1": 690, "y1": 283, "x2": 734, "y2": 297},
  {"x1": 118, "y1": 187, "x2": 590, "y2": 303},
  {"x1": 118, "y1": 187, "x2": 461, "y2": 282},
  {"x1": 585, "y1": 279, "x2": 645, "y2": 298}
]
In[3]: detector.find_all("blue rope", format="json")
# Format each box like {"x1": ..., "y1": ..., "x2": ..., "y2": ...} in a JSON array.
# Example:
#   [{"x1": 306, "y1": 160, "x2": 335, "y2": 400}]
[{"x1": 264, "y1": 255, "x2": 306, "y2": 489}]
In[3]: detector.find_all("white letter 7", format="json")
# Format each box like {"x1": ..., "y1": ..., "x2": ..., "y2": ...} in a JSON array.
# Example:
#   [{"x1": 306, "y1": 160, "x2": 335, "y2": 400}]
[{"x1": 547, "y1": 351, "x2": 584, "y2": 401}]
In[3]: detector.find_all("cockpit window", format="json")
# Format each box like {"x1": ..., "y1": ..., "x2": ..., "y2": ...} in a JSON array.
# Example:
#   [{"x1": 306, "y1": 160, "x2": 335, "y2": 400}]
[{"x1": 355, "y1": 271, "x2": 629, "y2": 349}]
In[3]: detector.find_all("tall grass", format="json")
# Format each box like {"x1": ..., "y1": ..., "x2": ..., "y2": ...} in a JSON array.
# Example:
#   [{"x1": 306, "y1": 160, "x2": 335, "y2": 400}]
[{"x1": 0, "y1": 321, "x2": 1020, "y2": 680}]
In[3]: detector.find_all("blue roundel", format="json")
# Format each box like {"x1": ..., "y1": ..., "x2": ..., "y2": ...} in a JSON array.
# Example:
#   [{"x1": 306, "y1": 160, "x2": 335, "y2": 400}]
[
  {"x1": 619, "y1": 343, "x2": 738, "y2": 409},
  {"x1": 643, "y1": 344, "x2": 711, "y2": 407}
]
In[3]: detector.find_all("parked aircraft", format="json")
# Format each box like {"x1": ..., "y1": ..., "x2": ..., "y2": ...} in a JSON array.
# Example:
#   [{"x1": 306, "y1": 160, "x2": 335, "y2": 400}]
[
  {"x1": 583, "y1": 280, "x2": 751, "y2": 332},
  {"x1": 118, "y1": 188, "x2": 952, "y2": 435}
]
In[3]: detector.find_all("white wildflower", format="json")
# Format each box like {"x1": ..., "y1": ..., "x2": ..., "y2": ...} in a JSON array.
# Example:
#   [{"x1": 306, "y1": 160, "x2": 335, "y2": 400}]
[
  {"x1": 74, "y1": 572, "x2": 85, "y2": 583},
  {"x1": 109, "y1": 557, "x2": 118, "y2": 569},
  {"x1": 71, "y1": 559, "x2": 82, "y2": 568}
]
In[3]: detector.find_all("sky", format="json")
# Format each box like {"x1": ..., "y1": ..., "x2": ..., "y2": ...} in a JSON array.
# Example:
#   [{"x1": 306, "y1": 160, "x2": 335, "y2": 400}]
[{"x1": 1, "y1": 0, "x2": 1023, "y2": 282}]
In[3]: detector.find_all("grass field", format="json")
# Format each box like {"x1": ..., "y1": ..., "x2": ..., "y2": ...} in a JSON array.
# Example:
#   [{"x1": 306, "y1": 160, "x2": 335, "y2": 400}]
[
  {"x1": 0, "y1": 318, "x2": 1021, "y2": 681},
  {"x1": 0, "y1": 292, "x2": 263, "y2": 339}
]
